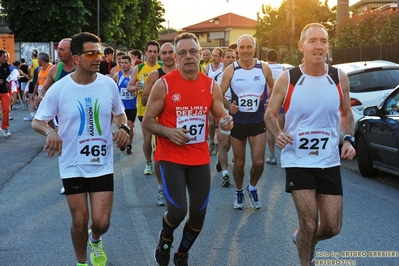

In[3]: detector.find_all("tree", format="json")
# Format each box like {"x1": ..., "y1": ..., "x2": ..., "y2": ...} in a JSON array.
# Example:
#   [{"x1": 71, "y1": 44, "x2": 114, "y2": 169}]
[
  {"x1": 126, "y1": 0, "x2": 165, "y2": 49},
  {"x1": 2, "y1": 0, "x2": 87, "y2": 42},
  {"x1": 255, "y1": 0, "x2": 335, "y2": 64},
  {"x1": 334, "y1": 10, "x2": 399, "y2": 48},
  {"x1": 81, "y1": 0, "x2": 165, "y2": 49},
  {"x1": 1, "y1": 0, "x2": 165, "y2": 49}
]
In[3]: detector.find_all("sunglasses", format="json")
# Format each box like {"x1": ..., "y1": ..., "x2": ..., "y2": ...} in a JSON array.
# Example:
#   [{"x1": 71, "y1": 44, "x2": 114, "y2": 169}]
[{"x1": 78, "y1": 50, "x2": 103, "y2": 59}]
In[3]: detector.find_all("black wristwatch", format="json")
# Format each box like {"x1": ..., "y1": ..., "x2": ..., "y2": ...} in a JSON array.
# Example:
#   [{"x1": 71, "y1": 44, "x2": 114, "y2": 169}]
[
  {"x1": 119, "y1": 123, "x2": 131, "y2": 134},
  {"x1": 343, "y1": 135, "x2": 355, "y2": 147}
]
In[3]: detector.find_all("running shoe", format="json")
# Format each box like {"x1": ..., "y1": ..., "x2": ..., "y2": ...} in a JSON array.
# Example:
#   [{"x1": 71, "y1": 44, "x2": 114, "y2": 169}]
[
  {"x1": 292, "y1": 229, "x2": 316, "y2": 266},
  {"x1": 154, "y1": 230, "x2": 173, "y2": 266},
  {"x1": 88, "y1": 229, "x2": 107, "y2": 266},
  {"x1": 233, "y1": 191, "x2": 244, "y2": 210},
  {"x1": 76, "y1": 263, "x2": 89, "y2": 266},
  {"x1": 266, "y1": 156, "x2": 277, "y2": 165},
  {"x1": 210, "y1": 143, "x2": 218, "y2": 156},
  {"x1": 157, "y1": 190, "x2": 167, "y2": 206},
  {"x1": 173, "y1": 253, "x2": 189, "y2": 266},
  {"x1": 215, "y1": 153, "x2": 222, "y2": 172},
  {"x1": 23, "y1": 115, "x2": 34, "y2": 121},
  {"x1": 209, "y1": 143, "x2": 215, "y2": 155},
  {"x1": 144, "y1": 162, "x2": 153, "y2": 175},
  {"x1": 125, "y1": 145, "x2": 133, "y2": 155},
  {"x1": 244, "y1": 185, "x2": 261, "y2": 210},
  {"x1": 222, "y1": 173, "x2": 231, "y2": 187},
  {"x1": 1, "y1": 128, "x2": 10, "y2": 137}
]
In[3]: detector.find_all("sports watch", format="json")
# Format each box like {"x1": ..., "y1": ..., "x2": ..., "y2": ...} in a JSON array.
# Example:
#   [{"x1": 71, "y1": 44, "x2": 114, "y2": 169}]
[
  {"x1": 343, "y1": 135, "x2": 355, "y2": 147},
  {"x1": 119, "y1": 123, "x2": 131, "y2": 134}
]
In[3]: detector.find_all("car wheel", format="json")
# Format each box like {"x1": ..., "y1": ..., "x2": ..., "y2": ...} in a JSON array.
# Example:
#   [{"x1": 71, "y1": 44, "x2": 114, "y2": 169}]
[{"x1": 357, "y1": 135, "x2": 378, "y2": 177}]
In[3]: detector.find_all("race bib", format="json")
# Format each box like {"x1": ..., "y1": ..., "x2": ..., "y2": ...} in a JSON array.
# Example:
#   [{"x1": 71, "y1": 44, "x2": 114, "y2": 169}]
[
  {"x1": 120, "y1": 87, "x2": 134, "y2": 100},
  {"x1": 176, "y1": 115, "x2": 206, "y2": 144},
  {"x1": 238, "y1": 94, "x2": 260, "y2": 113},
  {"x1": 77, "y1": 136, "x2": 108, "y2": 165},
  {"x1": 294, "y1": 129, "x2": 332, "y2": 159}
]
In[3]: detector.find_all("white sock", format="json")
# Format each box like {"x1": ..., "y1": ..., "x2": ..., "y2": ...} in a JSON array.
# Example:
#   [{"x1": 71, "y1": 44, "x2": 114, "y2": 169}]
[
  {"x1": 222, "y1": 170, "x2": 229, "y2": 176},
  {"x1": 248, "y1": 184, "x2": 257, "y2": 191},
  {"x1": 157, "y1": 184, "x2": 163, "y2": 191},
  {"x1": 30, "y1": 112, "x2": 35, "y2": 117},
  {"x1": 89, "y1": 231, "x2": 100, "y2": 243}
]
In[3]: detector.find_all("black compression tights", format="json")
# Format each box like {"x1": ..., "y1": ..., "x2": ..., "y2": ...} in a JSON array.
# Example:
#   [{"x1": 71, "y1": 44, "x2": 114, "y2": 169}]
[{"x1": 159, "y1": 161, "x2": 211, "y2": 230}]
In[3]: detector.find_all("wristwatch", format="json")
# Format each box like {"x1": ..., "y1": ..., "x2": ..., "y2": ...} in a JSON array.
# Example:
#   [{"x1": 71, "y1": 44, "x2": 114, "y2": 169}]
[
  {"x1": 119, "y1": 123, "x2": 131, "y2": 134},
  {"x1": 343, "y1": 135, "x2": 355, "y2": 147}
]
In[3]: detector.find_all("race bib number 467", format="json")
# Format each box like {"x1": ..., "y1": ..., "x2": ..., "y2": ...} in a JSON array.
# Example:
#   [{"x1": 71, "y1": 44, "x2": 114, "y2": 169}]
[{"x1": 176, "y1": 115, "x2": 206, "y2": 144}]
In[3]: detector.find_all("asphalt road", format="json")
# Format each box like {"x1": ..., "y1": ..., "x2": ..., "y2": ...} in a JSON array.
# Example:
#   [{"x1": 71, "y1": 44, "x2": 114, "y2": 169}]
[{"x1": 0, "y1": 104, "x2": 398, "y2": 266}]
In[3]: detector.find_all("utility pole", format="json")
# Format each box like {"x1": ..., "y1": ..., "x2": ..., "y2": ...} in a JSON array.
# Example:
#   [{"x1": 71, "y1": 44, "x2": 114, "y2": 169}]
[
  {"x1": 97, "y1": 0, "x2": 100, "y2": 37},
  {"x1": 337, "y1": 0, "x2": 349, "y2": 25}
]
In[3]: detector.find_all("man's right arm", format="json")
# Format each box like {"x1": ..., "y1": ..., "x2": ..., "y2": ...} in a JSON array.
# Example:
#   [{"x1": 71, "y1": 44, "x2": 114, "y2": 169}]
[
  {"x1": 264, "y1": 71, "x2": 290, "y2": 145},
  {"x1": 142, "y1": 79, "x2": 190, "y2": 145},
  {"x1": 38, "y1": 65, "x2": 57, "y2": 98},
  {"x1": 141, "y1": 70, "x2": 159, "y2": 106},
  {"x1": 127, "y1": 65, "x2": 139, "y2": 93},
  {"x1": 219, "y1": 65, "x2": 234, "y2": 110}
]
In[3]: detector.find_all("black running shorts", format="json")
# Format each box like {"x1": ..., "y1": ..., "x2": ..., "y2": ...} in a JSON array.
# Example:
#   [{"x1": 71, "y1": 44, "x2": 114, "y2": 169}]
[
  {"x1": 125, "y1": 108, "x2": 137, "y2": 123},
  {"x1": 230, "y1": 122, "x2": 266, "y2": 140},
  {"x1": 285, "y1": 166, "x2": 343, "y2": 195},
  {"x1": 62, "y1": 174, "x2": 114, "y2": 195}
]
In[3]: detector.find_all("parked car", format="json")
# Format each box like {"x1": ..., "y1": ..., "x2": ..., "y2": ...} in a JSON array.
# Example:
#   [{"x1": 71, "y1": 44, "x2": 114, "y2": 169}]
[
  {"x1": 355, "y1": 85, "x2": 399, "y2": 177},
  {"x1": 282, "y1": 63, "x2": 294, "y2": 70},
  {"x1": 334, "y1": 60, "x2": 399, "y2": 143}
]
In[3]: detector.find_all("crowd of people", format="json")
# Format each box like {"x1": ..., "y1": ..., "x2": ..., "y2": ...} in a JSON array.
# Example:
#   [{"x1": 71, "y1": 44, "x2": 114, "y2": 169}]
[{"x1": 0, "y1": 22, "x2": 357, "y2": 266}]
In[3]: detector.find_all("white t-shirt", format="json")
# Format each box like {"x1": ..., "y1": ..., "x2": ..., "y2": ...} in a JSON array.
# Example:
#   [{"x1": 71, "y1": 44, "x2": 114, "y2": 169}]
[
  {"x1": 208, "y1": 69, "x2": 231, "y2": 102},
  {"x1": 35, "y1": 73, "x2": 125, "y2": 179}
]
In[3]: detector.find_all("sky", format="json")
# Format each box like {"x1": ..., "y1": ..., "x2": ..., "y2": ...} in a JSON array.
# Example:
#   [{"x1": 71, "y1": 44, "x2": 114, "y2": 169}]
[{"x1": 160, "y1": 0, "x2": 358, "y2": 30}]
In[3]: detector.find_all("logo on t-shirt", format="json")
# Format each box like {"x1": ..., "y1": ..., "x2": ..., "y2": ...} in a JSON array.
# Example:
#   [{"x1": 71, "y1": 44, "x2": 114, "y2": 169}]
[{"x1": 172, "y1": 93, "x2": 181, "y2": 103}]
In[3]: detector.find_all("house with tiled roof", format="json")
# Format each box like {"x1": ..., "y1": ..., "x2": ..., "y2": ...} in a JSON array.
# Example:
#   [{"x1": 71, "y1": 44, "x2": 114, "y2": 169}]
[
  {"x1": 158, "y1": 31, "x2": 181, "y2": 45},
  {"x1": 181, "y1": 12, "x2": 258, "y2": 50},
  {"x1": 351, "y1": 0, "x2": 397, "y2": 11}
]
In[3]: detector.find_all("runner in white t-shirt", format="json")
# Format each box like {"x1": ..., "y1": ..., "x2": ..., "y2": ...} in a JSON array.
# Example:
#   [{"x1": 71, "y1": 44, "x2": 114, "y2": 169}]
[{"x1": 32, "y1": 32, "x2": 130, "y2": 266}]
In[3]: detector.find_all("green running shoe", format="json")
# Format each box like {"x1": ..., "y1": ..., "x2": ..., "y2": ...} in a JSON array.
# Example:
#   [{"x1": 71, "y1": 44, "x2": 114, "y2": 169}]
[{"x1": 88, "y1": 229, "x2": 107, "y2": 266}]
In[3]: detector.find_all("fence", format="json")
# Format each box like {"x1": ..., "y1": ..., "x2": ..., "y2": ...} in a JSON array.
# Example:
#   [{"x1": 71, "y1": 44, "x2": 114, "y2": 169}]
[{"x1": 331, "y1": 43, "x2": 399, "y2": 65}]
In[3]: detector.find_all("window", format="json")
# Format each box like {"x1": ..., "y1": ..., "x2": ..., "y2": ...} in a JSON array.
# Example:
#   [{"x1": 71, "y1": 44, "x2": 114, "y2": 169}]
[{"x1": 349, "y1": 69, "x2": 399, "y2": 93}]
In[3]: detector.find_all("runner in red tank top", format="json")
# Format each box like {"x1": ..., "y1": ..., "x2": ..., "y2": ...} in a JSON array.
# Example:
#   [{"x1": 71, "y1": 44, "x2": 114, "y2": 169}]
[{"x1": 142, "y1": 32, "x2": 233, "y2": 266}]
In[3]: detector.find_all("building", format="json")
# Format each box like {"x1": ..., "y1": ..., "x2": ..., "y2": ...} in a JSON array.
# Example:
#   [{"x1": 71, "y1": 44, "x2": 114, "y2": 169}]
[
  {"x1": 181, "y1": 12, "x2": 258, "y2": 50},
  {"x1": 351, "y1": 0, "x2": 397, "y2": 11}
]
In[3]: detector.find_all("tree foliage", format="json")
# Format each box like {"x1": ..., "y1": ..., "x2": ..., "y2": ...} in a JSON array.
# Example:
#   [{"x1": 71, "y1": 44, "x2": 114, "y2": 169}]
[
  {"x1": 255, "y1": 0, "x2": 334, "y2": 50},
  {"x1": 1, "y1": 0, "x2": 165, "y2": 49},
  {"x1": 2, "y1": 0, "x2": 87, "y2": 42},
  {"x1": 255, "y1": 0, "x2": 335, "y2": 65},
  {"x1": 334, "y1": 10, "x2": 399, "y2": 48}
]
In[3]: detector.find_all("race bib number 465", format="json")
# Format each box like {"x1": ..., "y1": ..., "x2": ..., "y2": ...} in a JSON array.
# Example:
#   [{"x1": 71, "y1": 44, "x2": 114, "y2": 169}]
[
  {"x1": 77, "y1": 136, "x2": 108, "y2": 165},
  {"x1": 294, "y1": 129, "x2": 331, "y2": 158}
]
